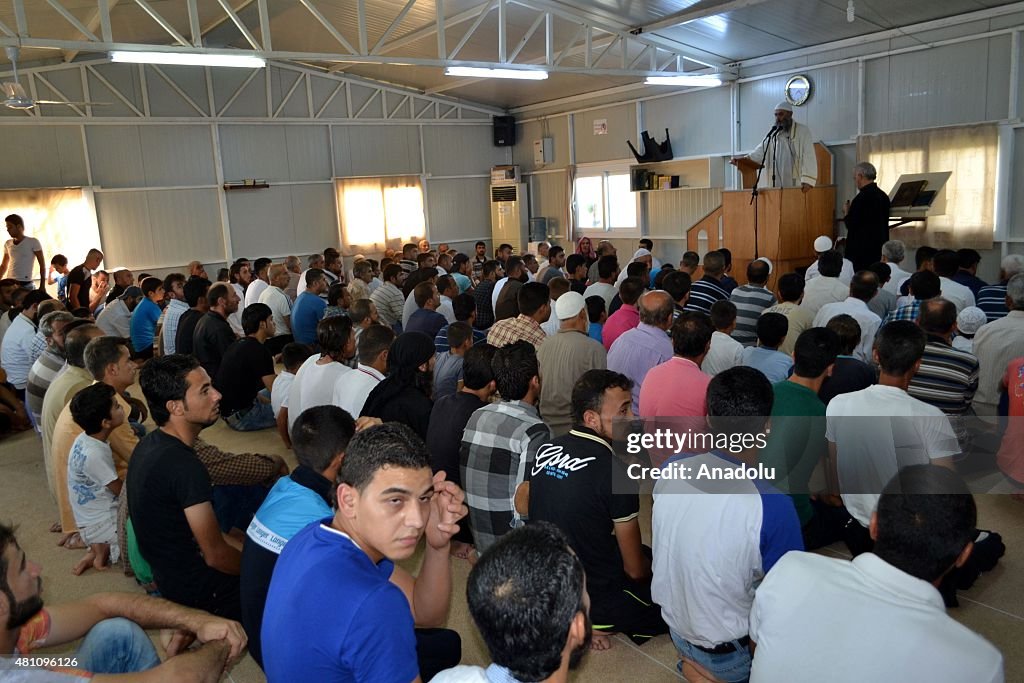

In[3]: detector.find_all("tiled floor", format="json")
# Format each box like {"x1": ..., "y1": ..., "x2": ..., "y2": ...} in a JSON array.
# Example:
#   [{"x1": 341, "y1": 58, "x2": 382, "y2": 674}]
[{"x1": 3, "y1": 419, "x2": 1023, "y2": 682}]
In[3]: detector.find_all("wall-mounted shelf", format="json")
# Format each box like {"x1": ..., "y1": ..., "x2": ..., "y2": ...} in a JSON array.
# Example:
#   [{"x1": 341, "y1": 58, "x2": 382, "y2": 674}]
[
  {"x1": 629, "y1": 157, "x2": 725, "y2": 192},
  {"x1": 223, "y1": 181, "x2": 269, "y2": 191}
]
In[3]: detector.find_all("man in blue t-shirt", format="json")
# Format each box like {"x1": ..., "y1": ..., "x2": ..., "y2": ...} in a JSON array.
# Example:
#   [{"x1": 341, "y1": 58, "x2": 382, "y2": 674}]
[
  {"x1": 261, "y1": 422, "x2": 468, "y2": 682},
  {"x1": 291, "y1": 268, "x2": 328, "y2": 346},
  {"x1": 129, "y1": 276, "x2": 164, "y2": 360}
]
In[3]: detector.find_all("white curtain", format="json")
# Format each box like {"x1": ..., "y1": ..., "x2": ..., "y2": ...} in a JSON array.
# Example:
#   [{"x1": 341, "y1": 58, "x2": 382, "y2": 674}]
[
  {"x1": 857, "y1": 125, "x2": 997, "y2": 249},
  {"x1": 335, "y1": 175, "x2": 424, "y2": 253}
]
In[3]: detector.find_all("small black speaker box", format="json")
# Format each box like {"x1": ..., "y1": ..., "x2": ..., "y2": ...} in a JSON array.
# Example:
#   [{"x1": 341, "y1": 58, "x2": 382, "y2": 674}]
[{"x1": 493, "y1": 116, "x2": 516, "y2": 146}]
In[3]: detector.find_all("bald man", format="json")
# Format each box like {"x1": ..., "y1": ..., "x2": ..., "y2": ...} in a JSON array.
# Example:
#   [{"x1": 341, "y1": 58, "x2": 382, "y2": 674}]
[
  {"x1": 188, "y1": 261, "x2": 208, "y2": 280},
  {"x1": 258, "y1": 263, "x2": 294, "y2": 355}
]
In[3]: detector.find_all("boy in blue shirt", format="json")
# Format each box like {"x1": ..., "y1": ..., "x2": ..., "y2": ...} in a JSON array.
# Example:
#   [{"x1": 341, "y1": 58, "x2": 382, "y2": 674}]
[
  {"x1": 129, "y1": 276, "x2": 164, "y2": 360},
  {"x1": 261, "y1": 422, "x2": 467, "y2": 682},
  {"x1": 741, "y1": 312, "x2": 794, "y2": 383},
  {"x1": 291, "y1": 268, "x2": 328, "y2": 346},
  {"x1": 586, "y1": 295, "x2": 607, "y2": 344}
]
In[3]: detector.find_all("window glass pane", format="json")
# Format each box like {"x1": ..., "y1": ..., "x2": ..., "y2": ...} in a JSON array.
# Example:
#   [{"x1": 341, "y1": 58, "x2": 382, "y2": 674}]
[
  {"x1": 575, "y1": 176, "x2": 604, "y2": 229},
  {"x1": 607, "y1": 173, "x2": 636, "y2": 229},
  {"x1": 383, "y1": 186, "x2": 425, "y2": 242},
  {"x1": 342, "y1": 186, "x2": 386, "y2": 245}
]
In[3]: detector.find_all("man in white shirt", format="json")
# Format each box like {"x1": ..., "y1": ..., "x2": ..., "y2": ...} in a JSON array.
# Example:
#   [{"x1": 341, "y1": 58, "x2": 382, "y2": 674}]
[
  {"x1": 287, "y1": 316, "x2": 355, "y2": 433},
  {"x1": 95, "y1": 286, "x2": 143, "y2": 338},
  {"x1": 881, "y1": 239, "x2": 912, "y2": 296},
  {"x1": 749, "y1": 464, "x2": 1004, "y2": 683},
  {"x1": 0, "y1": 289, "x2": 49, "y2": 397},
  {"x1": 802, "y1": 235, "x2": 854, "y2": 285},
  {"x1": 332, "y1": 324, "x2": 394, "y2": 419},
  {"x1": 733, "y1": 101, "x2": 817, "y2": 190},
  {"x1": 283, "y1": 255, "x2": 302, "y2": 302},
  {"x1": 583, "y1": 255, "x2": 620, "y2": 314},
  {"x1": 801, "y1": 250, "x2": 849, "y2": 317},
  {"x1": 702, "y1": 300, "x2": 745, "y2": 377},
  {"x1": 652, "y1": 367, "x2": 802, "y2": 683},
  {"x1": 437, "y1": 275, "x2": 457, "y2": 324},
  {"x1": 933, "y1": 249, "x2": 976, "y2": 313},
  {"x1": 258, "y1": 264, "x2": 294, "y2": 355},
  {"x1": 1, "y1": 214, "x2": 45, "y2": 289},
  {"x1": 160, "y1": 273, "x2": 189, "y2": 355},
  {"x1": 812, "y1": 271, "x2": 882, "y2": 364},
  {"x1": 244, "y1": 258, "x2": 272, "y2": 309},
  {"x1": 825, "y1": 321, "x2": 960, "y2": 553}
]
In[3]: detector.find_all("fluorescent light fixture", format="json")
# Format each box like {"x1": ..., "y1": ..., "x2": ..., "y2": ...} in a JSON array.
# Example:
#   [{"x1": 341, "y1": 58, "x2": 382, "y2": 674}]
[
  {"x1": 110, "y1": 51, "x2": 266, "y2": 68},
  {"x1": 445, "y1": 66, "x2": 548, "y2": 80},
  {"x1": 645, "y1": 74, "x2": 724, "y2": 87}
]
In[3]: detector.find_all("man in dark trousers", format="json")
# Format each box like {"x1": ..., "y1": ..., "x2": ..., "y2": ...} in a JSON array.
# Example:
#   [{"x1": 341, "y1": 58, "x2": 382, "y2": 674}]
[{"x1": 842, "y1": 161, "x2": 891, "y2": 271}]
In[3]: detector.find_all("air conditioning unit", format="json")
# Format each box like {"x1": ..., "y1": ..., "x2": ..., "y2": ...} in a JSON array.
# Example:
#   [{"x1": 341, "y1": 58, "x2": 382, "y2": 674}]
[{"x1": 490, "y1": 184, "x2": 528, "y2": 253}]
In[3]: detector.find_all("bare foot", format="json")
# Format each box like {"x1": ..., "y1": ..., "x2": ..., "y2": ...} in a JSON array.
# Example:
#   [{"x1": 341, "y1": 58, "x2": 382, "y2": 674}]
[
  {"x1": 49, "y1": 522, "x2": 62, "y2": 533},
  {"x1": 450, "y1": 541, "x2": 477, "y2": 564},
  {"x1": 72, "y1": 549, "x2": 96, "y2": 575},
  {"x1": 58, "y1": 532, "x2": 86, "y2": 549},
  {"x1": 590, "y1": 631, "x2": 613, "y2": 651},
  {"x1": 91, "y1": 544, "x2": 110, "y2": 571}
]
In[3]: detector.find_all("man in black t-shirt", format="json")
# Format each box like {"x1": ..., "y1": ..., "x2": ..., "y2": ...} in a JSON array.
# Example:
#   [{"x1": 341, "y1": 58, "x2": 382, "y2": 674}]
[
  {"x1": 67, "y1": 248, "x2": 103, "y2": 310},
  {"x1": 528, "y1": 369, "x2": 668, "y2": 647},
  {"x1": 216, "y1": 303, "x2": 277, "y2": 431},
  {"x1": 425, "y1": 343, "x2": 497, "y2": 557},
  {"x1": 127, "y1": 355, "x2": 244, "y2": 620},
  {"x1": 175, "y1": 276, "x2": 211, "y2": 357}
]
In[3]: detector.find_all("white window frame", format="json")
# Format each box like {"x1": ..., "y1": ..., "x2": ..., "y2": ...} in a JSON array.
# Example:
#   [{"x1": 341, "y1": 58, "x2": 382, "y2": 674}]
[{"x1": 573, "y1": 160, "x2": 639, "y2": 235}]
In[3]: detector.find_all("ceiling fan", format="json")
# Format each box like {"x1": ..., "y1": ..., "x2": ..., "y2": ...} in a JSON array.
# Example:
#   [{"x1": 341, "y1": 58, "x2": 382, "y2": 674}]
[{"x1": 3, "y1": 47, "x2": 107, "y2": 111}]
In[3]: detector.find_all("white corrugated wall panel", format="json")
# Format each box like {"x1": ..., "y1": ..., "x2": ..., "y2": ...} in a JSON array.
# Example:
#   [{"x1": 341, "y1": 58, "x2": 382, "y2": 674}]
[
  {"x1": 512, "y1": 117, "x2": 571, "y2": 172},
  {"x1": 0, "y1": 127, "x2": 88, "y2": 188},
  {"x1": 643, "y1": 87, "x2": 732, "y2": 157},
  {"x1": 86, "y1": 126, "x2": 145, "y2": 187},
  {"x1": 421, "y1": 125, "x2": 510, "y2": 176},
  {"x1": 95, "y1": 189, "x2": 223, "y2": 268},
  {"x1": 284, "y1": 126, "x2": 332, "y2": 181},
  {"x1": 227, "y1": 183, "x2": 337, "y2": 257},
  {"x1": 528, "y1": 171, "x2": 569, "y2": 239},
  {"x1": 739, "y1": 63, "x2": 858, "y2": 151},
  {"x1": 334, "y1": 125, "x2": 421, "y2": 176},
  {"x1": 219, "y1": 125, "x2": 289, "y2": 183},
  {"x1": 427, "y1": 178, "x2": 491, "y2": 242},
  {"x1": 645, "y1": 188, "x2": 723, "y2": 239},
  {"x1": 573, "y1": 104, "x2": 637, "y2": 163},
  {"x1": 139, "y1": 126, "x2": 216, "y2": 187},
  {"x1": 864, "y1": 36, "x2": 1011, "y2": 133}
]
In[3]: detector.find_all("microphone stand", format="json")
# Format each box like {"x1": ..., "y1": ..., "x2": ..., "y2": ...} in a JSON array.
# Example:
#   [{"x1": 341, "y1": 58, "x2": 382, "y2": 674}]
[{"x1": 749, "y1": 125, "x2": 779, "y2": 259}]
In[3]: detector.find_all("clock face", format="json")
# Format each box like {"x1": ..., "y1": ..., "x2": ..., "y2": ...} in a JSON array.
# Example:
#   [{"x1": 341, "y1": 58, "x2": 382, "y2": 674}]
[{"x1": 785, "y1": 75, "x2": 811, "y2": 106}]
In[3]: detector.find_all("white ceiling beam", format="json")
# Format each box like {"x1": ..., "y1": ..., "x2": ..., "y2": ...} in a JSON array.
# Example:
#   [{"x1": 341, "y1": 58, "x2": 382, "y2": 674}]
[
  {"x1": 295, "y1": 0, "x2": 358, "y2": 55},
  {"x1": 45, "y1": 0, "x2": 99, "y2": 42},
  {"x1": 370, "y1": 0, "x2": 419, "y2": 55},
  {"x1": 62, "y1": 0, "x2": 121, "y2": 62},
  {"x1": 132, "y1": 0, "x2": 191, "y2": 47},
  {"x1": 448, "y1": 1, "x2": 497, "y2": 60},
  {"x1": 214, "y1": 0, "x2": 262, "y2": 51},
  {"x1": 636, "y1": 0, "x2": 774, "y2": 34}
]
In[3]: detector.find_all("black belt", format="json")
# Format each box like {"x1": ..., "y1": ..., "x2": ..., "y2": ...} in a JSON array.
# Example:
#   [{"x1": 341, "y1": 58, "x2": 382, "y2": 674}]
[{"x1": 692, "y1": 635, "x2": 750, "y2": 655}]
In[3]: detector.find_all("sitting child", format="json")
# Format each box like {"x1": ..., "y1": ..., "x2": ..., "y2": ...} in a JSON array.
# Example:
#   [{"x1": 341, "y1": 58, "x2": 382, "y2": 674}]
[{"x1": 68, "y1": 383, "x2": 125, "y2": 575}]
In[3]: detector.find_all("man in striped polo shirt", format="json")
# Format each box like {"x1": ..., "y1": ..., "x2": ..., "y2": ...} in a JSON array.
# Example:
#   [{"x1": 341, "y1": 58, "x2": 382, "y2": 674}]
[
  {"x1": 976, "y1": 253, "x2": 1023, "y2": 323},
  {"x1": 730, "y1": 258, "x2": 777, "y2": 346},
  {"x1": 907, "y1": 298, "x2": 979, "y2": 447},
  {"x1": 683, "y1": 250, "x2": 730, "y2": 315}
]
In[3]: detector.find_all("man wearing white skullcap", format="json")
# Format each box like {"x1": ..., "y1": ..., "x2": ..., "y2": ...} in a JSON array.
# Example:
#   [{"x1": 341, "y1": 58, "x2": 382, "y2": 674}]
[
  {"x1": 732, "y1": 100, "x2": 818, "y2": 192},
  {"x1": 804, "y1": 235, "x2": 855, "y2": 285}
]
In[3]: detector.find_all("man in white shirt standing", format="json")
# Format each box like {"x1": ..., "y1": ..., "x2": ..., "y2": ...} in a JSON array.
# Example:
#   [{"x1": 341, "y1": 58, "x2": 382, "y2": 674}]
[
  {"x1": 748, "y1": 464, "x2": 1004, "y2": 683},
  {"x1": 1, "y1": 214, "x2": 45, "y2": 290},
  {"x1": 732, "y1": 101, "x2": 817, "y2": 191},
  {"x1": 812, "y1": 271, "x2": 882, "y2": 364},
  {"x1": 801, "y1": 251, "x2": 849, "y2": 317},
  {"x1": 258, "y1": 264, "x2": 294, "y2": 355}
]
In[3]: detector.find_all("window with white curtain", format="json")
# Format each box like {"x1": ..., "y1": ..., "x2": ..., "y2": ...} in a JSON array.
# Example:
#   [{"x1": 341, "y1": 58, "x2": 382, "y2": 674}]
[
  {"x1": 858, "y1": 125, "x2": 998, "y2": 249},
  {"x1": 335, "y1": 175, "x2": 425, "y2": 251},
  {"x1": 573, "y1": 165, "x2": 637, "y2": 232}
]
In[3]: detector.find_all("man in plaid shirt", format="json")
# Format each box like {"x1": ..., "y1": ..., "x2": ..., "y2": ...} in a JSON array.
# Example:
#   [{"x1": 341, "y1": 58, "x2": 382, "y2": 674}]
[
  {"x1": 486, "y1": 282, "x2": 550, "y2": 350},
  {"x1": 884, "y1": 270, "x2": 941, "y2": 326},
  {"x1": 460, "y1": 341, "x2": 550, "y2": 554}
]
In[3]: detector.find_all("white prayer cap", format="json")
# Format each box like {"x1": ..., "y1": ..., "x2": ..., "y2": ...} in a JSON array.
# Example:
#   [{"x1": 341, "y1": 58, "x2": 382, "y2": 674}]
[
  {"x1": 956, "y1": 306, "x2": 986, "y2": 335},
  {"x1": 555, "y1": 291, "x2": 586, "y2": 320},
  {"x1": 774, "y1": 101, "x2": 793, "y2": 112},
  {"x1": 813, "y1": 235, "x2": 833, "y2": 252},
  {"x1": 631, "y1": 248, "x2": 652, "y2": 261},
  {"x1": 755, "y1": 257, "x2": 773, "y2": 274}
]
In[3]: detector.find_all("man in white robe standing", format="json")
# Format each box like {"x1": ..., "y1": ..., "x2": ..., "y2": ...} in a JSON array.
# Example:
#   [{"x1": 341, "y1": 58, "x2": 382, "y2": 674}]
[{"x1": 733, "y1": 101, "x2": 818, "y2": 192}]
